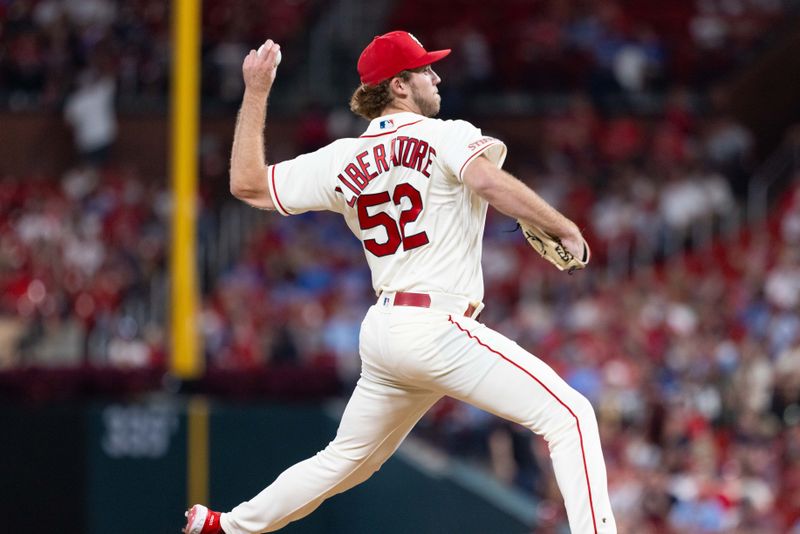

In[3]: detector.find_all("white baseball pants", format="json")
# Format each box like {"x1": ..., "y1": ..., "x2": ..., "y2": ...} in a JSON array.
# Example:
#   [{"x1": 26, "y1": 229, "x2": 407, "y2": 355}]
[{"x1": 221, "y1": 293, "x2": 617, "y2": 533}]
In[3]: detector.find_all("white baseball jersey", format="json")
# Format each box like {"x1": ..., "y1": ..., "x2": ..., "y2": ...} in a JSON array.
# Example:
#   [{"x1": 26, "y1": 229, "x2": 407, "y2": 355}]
[{"x1": 266, "y1": 111, "x2": 507, "y2": 302}]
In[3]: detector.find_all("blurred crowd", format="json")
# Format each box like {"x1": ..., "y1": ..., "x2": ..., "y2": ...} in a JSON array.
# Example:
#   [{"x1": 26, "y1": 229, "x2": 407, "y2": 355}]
[
  {"x1": 395, "y1": 0, "x2": 787, "y2": 97},
  {"x1": 0, "y1": 0, "x2": 314, "y2": 109},
  {"x1": 0, "y1": 166, "x2": 169, "y2": 368},
  {"x1": 0, "y1": 0, "x2": 792, "y2": 110},
  {"x1": 504, "y1": 90, "x2": 749, "y2": 252}
]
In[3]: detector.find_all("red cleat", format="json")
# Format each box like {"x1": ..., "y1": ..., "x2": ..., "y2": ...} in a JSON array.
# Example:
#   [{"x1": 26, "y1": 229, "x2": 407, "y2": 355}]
[{"x1": 183, "y1": 504, "x2": 223, "y2": 534}]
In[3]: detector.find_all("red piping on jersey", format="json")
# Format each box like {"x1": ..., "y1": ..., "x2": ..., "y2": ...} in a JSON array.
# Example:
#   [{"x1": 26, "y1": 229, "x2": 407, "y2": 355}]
[
  {"x1": 458, "y1": 141, "x2": 502, "y2": 180},
  {"x1": 359, "y1": 119, "x2": 425, "y2": 138},
  {"x1": 270, "y1": 165, "x2": 289, "y2": 215},
  {"x1": 447, "y1": 315, "x2": 599, "y2": 534}
]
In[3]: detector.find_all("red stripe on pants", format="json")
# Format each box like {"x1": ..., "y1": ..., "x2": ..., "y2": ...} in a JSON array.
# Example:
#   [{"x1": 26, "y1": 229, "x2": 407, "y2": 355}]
[{"x1": 447, "y1": 315, "x2": 598, "y2": 533}]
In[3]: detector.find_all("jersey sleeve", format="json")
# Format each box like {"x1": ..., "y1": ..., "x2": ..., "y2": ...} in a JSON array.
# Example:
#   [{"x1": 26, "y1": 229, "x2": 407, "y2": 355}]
[
  {"x1": 438, "y1": 120, "x2": 507, "y2": 182},
  {"x1": 267, "y1": 144, "x2": 345, "y2": 216}
]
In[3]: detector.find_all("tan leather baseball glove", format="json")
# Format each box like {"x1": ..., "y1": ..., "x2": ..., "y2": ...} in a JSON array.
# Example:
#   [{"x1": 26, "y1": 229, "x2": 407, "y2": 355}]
[{"x1": 519, "y1": 221, "x2": 590, "y2": 273}]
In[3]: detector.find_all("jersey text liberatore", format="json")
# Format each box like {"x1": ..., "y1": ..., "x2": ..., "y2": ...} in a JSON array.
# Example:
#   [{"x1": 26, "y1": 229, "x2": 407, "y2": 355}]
[{"x1": 266, "y1": 112, "x2": 507, "y2": 302}]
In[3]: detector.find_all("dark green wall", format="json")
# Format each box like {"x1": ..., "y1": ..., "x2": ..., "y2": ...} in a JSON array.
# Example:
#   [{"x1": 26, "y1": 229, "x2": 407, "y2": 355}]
[
  {"x1": 1, "y1": 399, "x2": 529, "y2": 534},
  {"x1": 0, "y1": 404, "x2": 87, "y2": 534}
]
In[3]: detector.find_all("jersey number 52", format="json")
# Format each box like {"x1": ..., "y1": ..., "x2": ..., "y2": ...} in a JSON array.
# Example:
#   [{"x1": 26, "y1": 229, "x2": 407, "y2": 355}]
[{"x1": 357, "y1": 184, "x2": 429, "y2": 257}]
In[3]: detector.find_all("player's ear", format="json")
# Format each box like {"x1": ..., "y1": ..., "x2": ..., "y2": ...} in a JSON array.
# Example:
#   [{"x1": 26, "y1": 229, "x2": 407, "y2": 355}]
[{"x1": 388, "y1": 75, "x2": 409, "y2": 98}]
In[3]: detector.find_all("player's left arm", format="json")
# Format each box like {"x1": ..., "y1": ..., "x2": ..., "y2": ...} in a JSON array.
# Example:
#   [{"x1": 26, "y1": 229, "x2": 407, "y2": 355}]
[
  {"x1": 463, "y1": 155, "x2": 585, "y2": 257},
  {"x1": 229, "y1": 39, "x2": 281, "y2": 210}
]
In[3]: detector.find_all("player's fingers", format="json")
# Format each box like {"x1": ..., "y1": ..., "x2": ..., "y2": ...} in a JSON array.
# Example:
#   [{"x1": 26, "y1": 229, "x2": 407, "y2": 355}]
[
  {"x1": 256, "y1": 40, "x2": 281, "y2": 67},
  {"x1": 256, "y1": 39, "x2": 274, "y2": 61},
  {"x1": 270, "y1": 44, "x2": 281, "y2": 66},
  {"x1": 243, "y1": 49, "x2": 256, "y2": 69}
]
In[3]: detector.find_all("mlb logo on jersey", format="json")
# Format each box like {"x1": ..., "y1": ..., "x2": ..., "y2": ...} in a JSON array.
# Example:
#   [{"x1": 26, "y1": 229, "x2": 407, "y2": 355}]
[{"x1": 379, "y1": 119, "x2": 394, "y2": 130}]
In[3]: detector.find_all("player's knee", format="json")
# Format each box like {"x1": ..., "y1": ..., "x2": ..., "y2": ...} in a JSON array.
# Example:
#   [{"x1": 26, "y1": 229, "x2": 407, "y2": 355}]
[
  {"x1": 547, "y1": 390, "x2": 598, "y2": 437},
  {"x1": 561, "y1": 391, "x2": 602, "y2": 445},
  {"x1": 570, "y1": 392, "x2": 598, "y2": 425}
]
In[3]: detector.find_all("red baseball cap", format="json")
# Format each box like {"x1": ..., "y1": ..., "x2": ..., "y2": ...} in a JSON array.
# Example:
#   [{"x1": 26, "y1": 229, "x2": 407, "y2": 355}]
[{"x1": 357, "y1": 31, "x2": 451, "y2": 86}]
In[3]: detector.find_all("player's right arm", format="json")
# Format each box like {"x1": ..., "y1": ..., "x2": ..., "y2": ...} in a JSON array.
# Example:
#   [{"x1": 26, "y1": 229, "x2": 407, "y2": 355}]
[
  {"x1": 463, "y1": 155, "x2": 585, "y2": 257},
  {"x1": 229, "y1": 40, "x2": 281, "y2": 210}
]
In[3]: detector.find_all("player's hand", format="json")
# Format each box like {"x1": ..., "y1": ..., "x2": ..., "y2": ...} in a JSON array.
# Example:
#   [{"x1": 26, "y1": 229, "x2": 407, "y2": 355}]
[{"x1": 243, "y1": 39, "x2": 280, "y2": 96}]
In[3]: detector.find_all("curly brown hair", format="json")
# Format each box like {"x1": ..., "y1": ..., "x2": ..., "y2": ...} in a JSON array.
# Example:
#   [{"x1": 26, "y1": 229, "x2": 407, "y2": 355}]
[{"x1": 349, "y1": 70, "x2": 414, "y2": 120}]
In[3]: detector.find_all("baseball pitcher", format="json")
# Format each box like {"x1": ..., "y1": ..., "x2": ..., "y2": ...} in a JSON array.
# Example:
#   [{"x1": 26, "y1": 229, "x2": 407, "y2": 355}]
[{"x1": 184, "y1": 31, "x2": 617, "y2": 534}]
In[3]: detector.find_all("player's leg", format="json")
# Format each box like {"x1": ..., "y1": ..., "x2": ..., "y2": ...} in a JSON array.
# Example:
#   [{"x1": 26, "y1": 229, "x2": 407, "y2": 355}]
[
  {"x1": 438, "y1": 315, "x2": 617, "y2": 534},
  {"x1": 219, "y1": 377, "x2": 440, "y2": 534}
]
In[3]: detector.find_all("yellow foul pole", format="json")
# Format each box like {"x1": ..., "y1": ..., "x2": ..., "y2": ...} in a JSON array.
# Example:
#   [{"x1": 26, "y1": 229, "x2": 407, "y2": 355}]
[
  {"x1": 187, "y1": 395, "x2": 210, "y2": 507},
  {"x1": 169, "y1": 0, "x2": 201, "y2": 379}
]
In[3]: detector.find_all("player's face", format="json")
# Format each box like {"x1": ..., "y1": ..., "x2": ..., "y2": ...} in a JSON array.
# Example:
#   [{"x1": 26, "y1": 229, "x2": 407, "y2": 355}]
[{"x1": 408, "y1": 66, "x2": 441, "y2": 117}]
